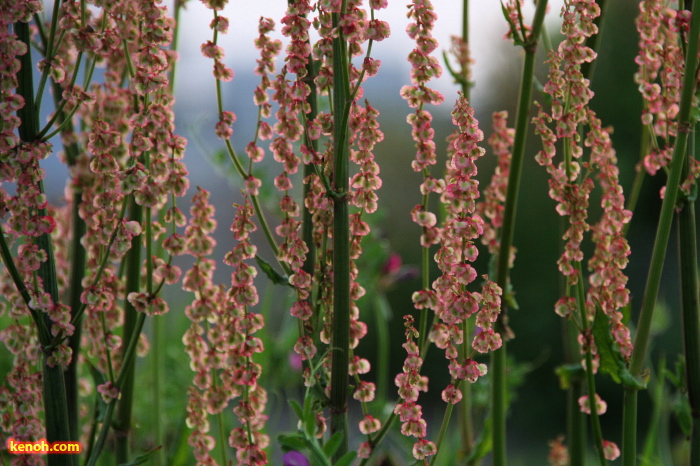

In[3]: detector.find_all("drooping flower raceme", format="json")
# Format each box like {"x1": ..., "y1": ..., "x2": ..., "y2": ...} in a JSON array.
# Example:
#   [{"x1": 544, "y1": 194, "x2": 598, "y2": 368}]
[{"x1": 533, "y1": 0, "x2": 631, "y2": 455}]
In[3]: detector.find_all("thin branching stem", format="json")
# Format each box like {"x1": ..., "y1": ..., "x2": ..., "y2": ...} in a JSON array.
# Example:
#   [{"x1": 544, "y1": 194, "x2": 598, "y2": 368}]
[
  {"x1": 491, "y1": 3, "x2": 548, "y2": 464},
  {"x1": 623, "y1": 0, "x2": 700, "y2": 463}
]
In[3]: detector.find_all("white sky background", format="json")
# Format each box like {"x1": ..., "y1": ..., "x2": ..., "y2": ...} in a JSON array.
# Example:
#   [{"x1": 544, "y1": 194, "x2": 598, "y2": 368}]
[
  {"x1": 175, "y1": 0, "x2": 567, "y2": 115},
  {"x1": 40, "y1": 0, "x2": 568, "y2": 200}
]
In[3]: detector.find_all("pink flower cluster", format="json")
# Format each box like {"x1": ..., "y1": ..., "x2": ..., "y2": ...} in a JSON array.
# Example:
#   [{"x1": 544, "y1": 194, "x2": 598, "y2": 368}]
[
  {"x1": 533, "y1": 1, "x2": 631, "y2": 456},
  {"x1": 182, "y1": 190, "x2": 268, "y2": 465},
  {"x1": 393, "y1": 316, "x2": 435, "y2": 460},
  {"x1": 533, "y1": 1, "x2": 632, "y2": 359},
  {"x1": 634, "y1": 1, "x2": 700, "y2": 194},
  {"x1": 479, "y1": 111, "x2": 516, "y2": 265}
]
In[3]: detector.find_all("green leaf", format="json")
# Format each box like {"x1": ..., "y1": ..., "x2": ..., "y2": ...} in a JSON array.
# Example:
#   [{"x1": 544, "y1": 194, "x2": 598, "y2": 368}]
[
  {"x1": 592, "y1": 310, "x2": 646, "y2": 389},
  {"x1": 289, "y1": 399, "x2": 304, "y2": 421},
  {"x1": 303, "y1": 400, "x2": 317, "y2": 438},
  {"x1": 466, "y1": 416, "x2": 492, "y2": 462},
  {"x1": 334, "y1": 451, "x2": 357, "y2": 466},
  {"x1": 533, "y1": 77, "x2": 553, "y2": 106},
  {"x1": 321, "y1": 432, "x2": 343, "y2": 458},
  {"x1": 278, "y1": 434, "x2": 309, "y2": 452},
  {"x1": 672, "y1": 395, "x2": 693, "y2": 437},
  {"x1": 166, "y1": 414, "x2": 193, "y2": 466},
  {"x1": 255, "y1": 255, "x2": 289, "y2": 286},
  {"x1": 86, "y1": 360, "x2": 109, "y2": 422},
  {"x1": 592, "y1": 310, "x2": 623, "y2": 383},
  {"x1": 505, "y1": 282, "x2": 519, "y2": 310},
  {"x1": 118, "y1": 446, "x2": 162, "y2": 466},
  {"x1": 555, "y1": 364, "x2": 585, "y2": 390}
]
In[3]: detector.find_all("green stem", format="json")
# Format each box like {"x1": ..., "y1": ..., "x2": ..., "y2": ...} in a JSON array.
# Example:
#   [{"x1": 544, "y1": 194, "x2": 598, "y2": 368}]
[
  {"x1": 491, "y1": 3, "x2": 548, "y2": 464},
  {"x1": 357, "y1": 412, "x2": 396, "y2": 466},
  {"x1": 678, "y1": 132, "x2": 700, "y2": 466},
  {"x1": 575, "y1": 263, "x2": 606, "y2": 465},
  {"x1": 15, "y1": 20, "x2": 75, "y2": 465},
  {"x1": 567, "y1": 378, "x2": 586, "y2": 466},
  {"x1": 87, "y1": 313, "x2": 147, "y2": 466},
  {"x1": 0, "y1": 225, "x2": 47, "y2": 338},
  {"x1": 458, "y1": 1, "x2": 475, "y2": 457},
  {"x1": 329, "y1": 7, "x2": 351, "y2": 462},
  {"x1": 373, "y1": 294, "x2": 390, "y2": 406},
  {"x1": 641, "y1": 357, "x2": 666, "y2": 463},
  {"x1": 430, "y1": 381, "x2": 462, "y2": 466},
  {"x1": 152, "y1": 314, "x2": 163, "y2": 466},
  {"x1": 301, "y1": 28, "x2": 318, "y2": 378},
  {"x1": 623, "y1": 125, "x2": 651, "y2": 237},
  {"x1": 623, "y1": 0, "x2": 700, "y2": 462},
  {"x1": 66, "y1": 191, "x2": 86, "y2": 443},
  {"x1": 33, "y1": 0, "x2": 62, "y2": 115},
  {"x1": 622, "y1": 387, "x2": 637, "y2": 466},
  {"x1": 114, "y1": 198, "x2": 143, "y2": 464}
]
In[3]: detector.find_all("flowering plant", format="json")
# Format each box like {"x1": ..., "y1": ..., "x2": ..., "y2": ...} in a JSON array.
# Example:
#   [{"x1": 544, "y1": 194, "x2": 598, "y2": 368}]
[{"x1": 1, "y1": 0, "x2": 700, "y2": 465}]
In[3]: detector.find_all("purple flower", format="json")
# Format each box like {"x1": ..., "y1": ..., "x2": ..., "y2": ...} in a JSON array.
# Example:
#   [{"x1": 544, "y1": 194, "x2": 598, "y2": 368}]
[{"x1": 282, "y1": 451, "x2": 309, "y2": 466}]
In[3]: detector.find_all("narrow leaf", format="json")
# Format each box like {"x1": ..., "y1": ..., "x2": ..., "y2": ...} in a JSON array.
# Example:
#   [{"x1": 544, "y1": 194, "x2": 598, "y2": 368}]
[
  {"x1": 278, "y1": 434, "x2": 309, "y2": 452},
  {"x1": 255, "y1": 254, "x2": 289, "y2": 286},
  {"x1": 118, "y1": 446, "x2": 162, "y2": 466},
  {"x1": 592, "y1": 310, "x2": 646, "y2": 389},
  {"x1": 321, "y1": 432, "x2": 343, "y2": 458},
  {"x1": 289, "y1": 399, "x2": 304, "y2": 421},
  {"x1": 334, "y1": 451, "x2": 357, "y2": 466}
]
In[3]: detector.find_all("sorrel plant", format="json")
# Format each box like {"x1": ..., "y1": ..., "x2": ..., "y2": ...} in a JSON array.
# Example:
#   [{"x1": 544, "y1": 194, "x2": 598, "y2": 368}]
[{"x1": 1, "y1": 0, "x2": 700, "y2": 465}]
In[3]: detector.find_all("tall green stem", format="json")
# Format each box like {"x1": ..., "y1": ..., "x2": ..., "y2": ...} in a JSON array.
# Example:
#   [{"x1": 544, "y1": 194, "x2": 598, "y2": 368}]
[
  {"x1": 623, "y1": 0, "x2": 700, "y2": 463},
  {"x1": 329, "y1": 7, "x2": 351, "y2": 462},
  {"x1": 678, "y1": 132, "x2": 700, "y2": 465},
  {"x1": 491, "y1": 3, "x2": 548, "y2": 464},
  {"x1": 114, "y1": 198, "x2": 143, "y2": 464},
  {"x1": 457, "y1": 2, "x2": 475, "y2": 458},
  {"x1": 15, "y1": 20, "x2": 75, "y2": 466},
  {"x1": 575, "y1": 264, "x2": 606, "y2": 465}
]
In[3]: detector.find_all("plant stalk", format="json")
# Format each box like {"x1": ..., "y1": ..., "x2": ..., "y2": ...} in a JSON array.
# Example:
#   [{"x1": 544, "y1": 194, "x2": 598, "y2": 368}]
[
  {"x1": 623, "y1": 0, "x2": 700, "y2": 462},
  {"x1": 15, "y1": 20, "x2": 75, "y2": 465},
  {"x1": 114, "y1": 198, "x2": 143, "y2": 464},
  {"x1": 491, "y1": 3, "x2": 548, "y2": 464},
  {"x1": 329, "y1": 7, "x2": 351, "y2": 462},
  {"x1": 678, "y1": 132, "x2": 700, "y2": 465}
]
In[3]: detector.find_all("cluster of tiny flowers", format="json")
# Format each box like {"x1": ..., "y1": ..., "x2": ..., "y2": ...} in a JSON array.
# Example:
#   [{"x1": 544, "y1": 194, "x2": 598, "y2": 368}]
[
  {"x1": 634, "y1": 1, "x2": 685, "y2": 174},
  {"x1": 402, "y1": 0, "x2": 444, "y2": 173},
  {"x1": 272, "y1": 7, "x2": 316, "y2": 375},
  {"x1": 65, "y1": 0, "x2": 187, "y2": 385},
  {"x1": 401, "y1": 0, "x2": 444, "y2": 113},
  {"x1": 501, "y1": 0, "x2": 531, "y2": 42},
  {"x1": 448, "y1": 35, "x2": 473, "y2": 85},
  {"x1": 634, "y1": 2, "x2": 700, "y2": 195},
  {"x1": 584, "y1": 113, "x2": 633, "y2": 358},
  {"x1": 0, "y1": 311, "x2": 44, "y2": 451},
  {"x1": 247, "y1": 17, "x2": 282, "y2": 164},
  {"x1": 182, "y1": 190, "x2": 269, "y2": 465},
  {"x1": 348, "y1": 100, "x2": 386, "y2": 450},
  {"x1": 394, "y1": 315, "x2": 435, "y2": 461},
  {"x1": 430, "y1": 96, "x2": 502, "y2": 389},
  {"x1": 547, "y1": 435, "x2": 569, "y2": 465},
  {"x1": 478, "y1": 111, "x2": 516, "y2": 264},
  {"x1": 0, "y1": 1, "x2": 64, "y2": 439},
  {"x1": 0, "y1": 1, "x2": 40, "y2": 154},
  {"x1": 403, "y1": 2, "x2": 442, "y2": 406},
  {"x1": 532, "y1": 2, "x2": 628, "y2": 456},
  {"x1": 225, "y1": 198, "x2": 269, "y2": 465},
  {"x1": 533, "y1": 0, "x2": 632, "y2": 356},
  {"x1": 182, "y1": 188, "x2": 223, "y2": 464}
]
